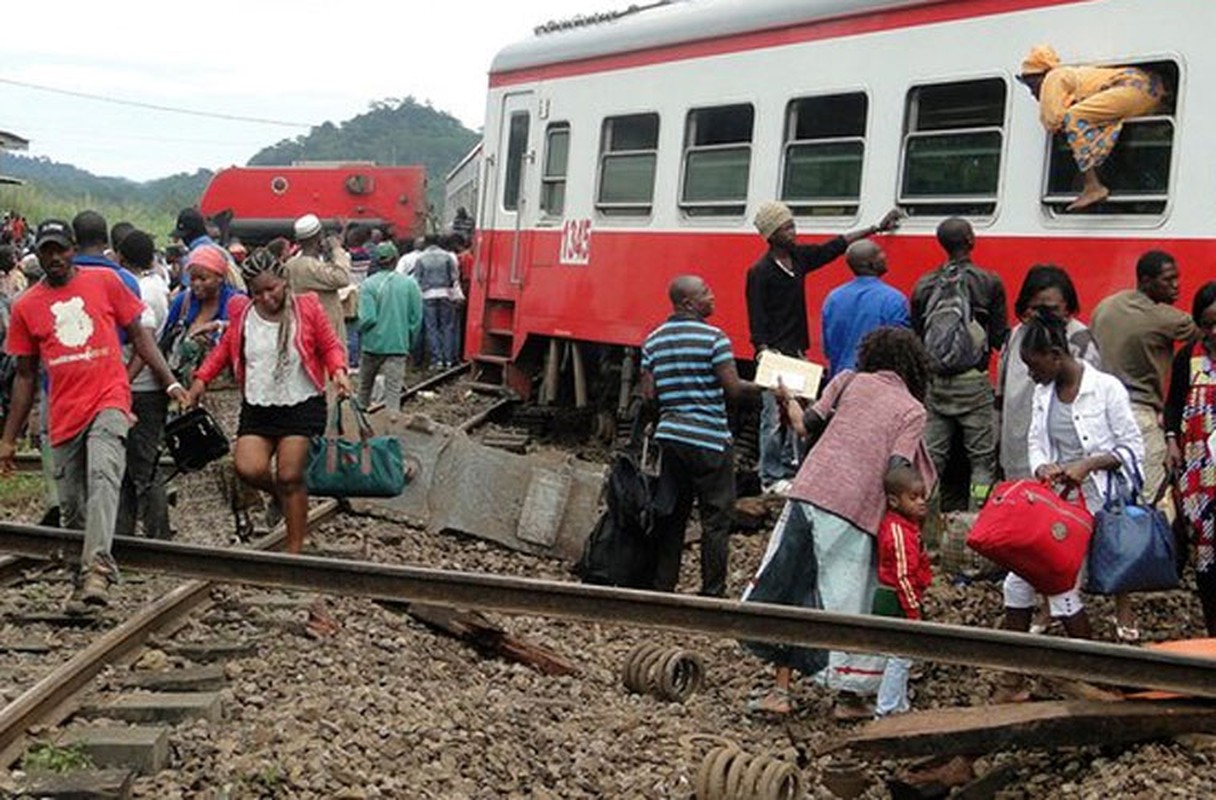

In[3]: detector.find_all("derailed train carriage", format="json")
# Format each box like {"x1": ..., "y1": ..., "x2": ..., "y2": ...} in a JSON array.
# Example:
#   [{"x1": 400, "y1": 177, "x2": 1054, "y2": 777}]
[{"x1": 456, "y1": 0, "x2": 1212, "y2": 423}]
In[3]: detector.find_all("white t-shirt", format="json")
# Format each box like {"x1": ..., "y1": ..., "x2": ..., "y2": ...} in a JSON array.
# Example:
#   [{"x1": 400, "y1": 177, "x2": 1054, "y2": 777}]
[
  {"x1": 242, "y1": 309, "x2": 320, "y2": 407},
  {"x1": 395, "y1": 251, "x2": 421, "y2": 277},
  {"x1": 130, "y1": 270, "x2": 171, "y2": 392}
]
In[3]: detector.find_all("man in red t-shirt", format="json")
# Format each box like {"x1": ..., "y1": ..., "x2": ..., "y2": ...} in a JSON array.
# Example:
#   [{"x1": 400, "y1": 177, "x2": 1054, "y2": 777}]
[{"x1": 0, "y1": 220, "x2": 187, "y2": 612}]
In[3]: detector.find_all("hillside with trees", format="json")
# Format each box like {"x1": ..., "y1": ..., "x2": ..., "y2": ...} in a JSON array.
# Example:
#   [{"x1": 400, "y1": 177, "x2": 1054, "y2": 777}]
[{"x1": 0, "y1": 96, "x2": 481, "y2": 235}]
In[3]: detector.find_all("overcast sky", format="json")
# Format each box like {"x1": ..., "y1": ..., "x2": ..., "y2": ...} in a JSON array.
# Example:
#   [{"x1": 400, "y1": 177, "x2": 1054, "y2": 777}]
[{"x1": 1, "y1": 0, "x2": 616, "y2": 182}]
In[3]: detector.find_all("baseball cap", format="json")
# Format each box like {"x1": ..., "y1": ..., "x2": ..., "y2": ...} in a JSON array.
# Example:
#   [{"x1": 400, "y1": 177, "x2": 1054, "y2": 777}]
[
  {"x1": 174, "y1": 208, "x2": 207, "y2": 241},
  {"x1": 34, "y1": 219, "x2": 75, "y2": 249}
]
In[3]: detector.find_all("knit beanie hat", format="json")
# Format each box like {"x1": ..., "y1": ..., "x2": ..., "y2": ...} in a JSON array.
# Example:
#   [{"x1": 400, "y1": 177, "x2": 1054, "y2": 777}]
[{"x1": 754, "y1": 201, "x2": 794, "y2": 240}]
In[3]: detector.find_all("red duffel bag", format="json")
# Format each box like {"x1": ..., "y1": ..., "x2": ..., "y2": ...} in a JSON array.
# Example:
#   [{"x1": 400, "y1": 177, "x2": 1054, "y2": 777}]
[{"x1": 966, "y1": 479, "x2": 1094, "y2": 595}]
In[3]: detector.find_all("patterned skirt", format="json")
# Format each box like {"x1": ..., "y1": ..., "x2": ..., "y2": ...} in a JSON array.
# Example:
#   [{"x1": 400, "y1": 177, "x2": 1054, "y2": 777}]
[{"x1": 1062, "y1": 68, "x2": 1164, "y2": 173}]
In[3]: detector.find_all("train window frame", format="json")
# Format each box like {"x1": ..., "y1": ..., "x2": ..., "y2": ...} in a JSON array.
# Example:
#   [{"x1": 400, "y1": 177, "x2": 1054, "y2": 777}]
[
  {"x1": 540, "y1": 122, "x2": 570, "y2": 218},
  {"x1": 502, "y1": 112, "x2": 530, "y2": 213},
  {"x1": 780, "y1": 92, "x2": 869, "y2": 218},
  {"x1": 1040, "y1": 59, "x2": 1180, "y2": 218},
  {"x1": 898, "y1": 77, "x2": 1008, "y2": 218},
  {"x1": 596, "y1": 112, "x2": 661, "y2": 217},
  {"x1": 679, "y1": 103, "x2": 755, "y2": 218}
]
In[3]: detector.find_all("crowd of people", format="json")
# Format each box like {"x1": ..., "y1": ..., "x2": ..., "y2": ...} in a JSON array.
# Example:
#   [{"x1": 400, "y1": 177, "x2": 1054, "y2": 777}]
[
  {"x1": 640, "y1": 198, "x2": 1216, "y2": 719},
  {"x1": 0, "y1": 206, "x2": 472, "y2": 612}
]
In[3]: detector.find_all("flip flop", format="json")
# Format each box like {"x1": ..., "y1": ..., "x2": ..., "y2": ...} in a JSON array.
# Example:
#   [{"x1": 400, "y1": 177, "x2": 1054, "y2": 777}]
[{"x1": 746, "y1": 687, "x2": 793, "y2": 716}]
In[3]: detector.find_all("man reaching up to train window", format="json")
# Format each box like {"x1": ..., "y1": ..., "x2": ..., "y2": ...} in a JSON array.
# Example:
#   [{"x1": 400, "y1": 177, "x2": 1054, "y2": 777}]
[
  {"x1": 640, "y1": 276, "x2": 762, "y2": 597},
  {"x1": 746, "y1": 200, "x2": 901, "y2": 494}
]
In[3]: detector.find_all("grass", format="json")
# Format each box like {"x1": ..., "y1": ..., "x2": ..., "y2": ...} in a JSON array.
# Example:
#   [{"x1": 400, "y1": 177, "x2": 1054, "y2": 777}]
[
  {"x1": 0, "y1": 185, "x2": 176, "y2": 245},
  {"x1": 0, "y1": 471, "x2": 43, "y2": 511},
  {"x1": 21, "y1": 742, "x2": 94, "y2": 773}
]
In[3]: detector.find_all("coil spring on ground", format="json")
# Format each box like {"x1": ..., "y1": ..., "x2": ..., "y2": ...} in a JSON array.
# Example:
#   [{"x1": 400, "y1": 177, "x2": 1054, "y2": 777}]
[
  {"x1": 620, "y1": 643, "x2": 705, "y2": 702},
  {"x1": 694, "y1": 744, "x2": 804, "y2": 800}
]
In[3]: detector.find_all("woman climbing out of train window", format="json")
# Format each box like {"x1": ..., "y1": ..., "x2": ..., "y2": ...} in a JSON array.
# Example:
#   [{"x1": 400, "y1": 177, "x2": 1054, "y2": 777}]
[
  {"x1": 998, "y1": 309, "x2": 1143, "y2": 691},
  {"x1": 1018, "y1": 44, "x2": 1164, "y2": 212},
  {"x1": 741, "y1": 327, "x2": 936, "y2": 718},
  {"x1": 159, "y1": 245, "x2": 242, "y2": 385},
  {"x1": 185, "y1": 247, "x2": 351, "y2": 554},
  {"x1": 1165, "y1": 281, "x2": 1216, "y2": 636}
]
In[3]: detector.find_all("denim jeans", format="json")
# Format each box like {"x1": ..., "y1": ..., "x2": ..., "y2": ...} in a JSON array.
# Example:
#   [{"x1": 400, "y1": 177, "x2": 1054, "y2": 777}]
[
  {"x1": 53, "y1": 409, "x2": 129, "y2": 578},
  {"x1": 116, "y1": 391, "x2": 171, "y2": 539},
  {"x1": 875, "y1": 655, "x2": 913, "y2": 717},
  {"x1": 423, "y1": 299, "x2": 457, "y2": 366},
  {"x1": 759, "y1": 391, "x2": 800, "y2": 487}
]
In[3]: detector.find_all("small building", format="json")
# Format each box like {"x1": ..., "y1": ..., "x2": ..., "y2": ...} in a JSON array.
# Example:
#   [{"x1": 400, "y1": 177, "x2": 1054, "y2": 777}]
[{"x1": 0, "y1": 130, "x2": 29, "y2": 185}]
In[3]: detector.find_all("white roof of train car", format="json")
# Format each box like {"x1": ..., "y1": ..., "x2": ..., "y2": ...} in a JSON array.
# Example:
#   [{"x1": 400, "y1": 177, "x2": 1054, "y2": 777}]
[{"x1": 491, "y1": 0, "x2": 941, "y2": 74}]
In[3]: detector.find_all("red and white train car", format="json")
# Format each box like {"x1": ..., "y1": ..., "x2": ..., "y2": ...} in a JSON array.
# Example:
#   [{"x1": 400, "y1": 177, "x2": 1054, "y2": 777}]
[{"x1": 466, "y1": 0, "x2": 1213, "y2": 399}]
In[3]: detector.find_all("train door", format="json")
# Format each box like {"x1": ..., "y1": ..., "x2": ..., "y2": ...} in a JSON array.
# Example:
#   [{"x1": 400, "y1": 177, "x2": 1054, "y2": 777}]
[{"x1": 485, "y1": 91, "x2": 534, "y2": 297}]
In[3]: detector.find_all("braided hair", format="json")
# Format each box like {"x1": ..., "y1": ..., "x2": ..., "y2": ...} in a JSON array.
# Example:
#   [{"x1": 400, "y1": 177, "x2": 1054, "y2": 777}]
[
  {"x1": 240, "y1": 247, "x2": 295, "y2": 381},
  {"x1": 1018, "y1": 307, "x2": 1071, "y2": 358},
  {"x1": 856, "y1": 326, "x2": 931, "y2": 402}
]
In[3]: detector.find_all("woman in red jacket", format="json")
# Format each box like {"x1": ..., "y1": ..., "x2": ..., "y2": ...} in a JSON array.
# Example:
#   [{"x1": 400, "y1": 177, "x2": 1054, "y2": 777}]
[{"x1": 187, "y1": 248, "x2": 351, "y2": 553}]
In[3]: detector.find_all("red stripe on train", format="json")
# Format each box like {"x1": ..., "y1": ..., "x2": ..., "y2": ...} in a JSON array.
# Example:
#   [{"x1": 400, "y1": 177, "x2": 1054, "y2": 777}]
[
  {"x1": 467, "y1": 228, "x2": 1213, "y2": 365},
  {"x1": 489, "y1": 0, "x2": 1089, "y2": 88}
]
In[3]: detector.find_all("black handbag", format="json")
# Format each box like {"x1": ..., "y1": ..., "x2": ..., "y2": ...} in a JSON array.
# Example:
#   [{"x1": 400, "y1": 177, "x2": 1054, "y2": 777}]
[{"x1": 163, "y1": 407, "x2": 230, "y2": 474}]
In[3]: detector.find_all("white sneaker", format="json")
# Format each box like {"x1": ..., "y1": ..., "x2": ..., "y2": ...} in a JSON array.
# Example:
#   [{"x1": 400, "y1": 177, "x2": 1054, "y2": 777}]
[{"x1": 763, "y1": 479, "x2": 793, "y2": 496}]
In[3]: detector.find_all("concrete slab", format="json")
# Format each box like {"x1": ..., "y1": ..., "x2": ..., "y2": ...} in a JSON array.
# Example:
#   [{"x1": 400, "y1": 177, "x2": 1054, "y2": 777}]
[
  {"x1": 119, "y1": 665, "x2": 227, "y2": 692},
  {"x1": 240, "y1": 593, "x2": 318, "y2": 610},
  {"x1": 16, "y1": 768, "x2": 134, "y2": 799},
  {"x1": 0, "y1": 639, "x2": 53, "y2": 653},
  {"x1": 363, "y1": 417, "x2": 605, "y2": 562},
  {"x1": 64, "y1": 725, "x2": 169, "y2": 774},
  {"x1": 78, "y1": 692, "x2": 222, "y2": 724},
  {"x1": 163, "y1": 640, "x2": 257, "y2": 662}
]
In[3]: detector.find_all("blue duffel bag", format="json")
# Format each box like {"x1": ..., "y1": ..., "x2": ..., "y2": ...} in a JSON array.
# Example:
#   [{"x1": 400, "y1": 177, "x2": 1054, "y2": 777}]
[{"x1": 1084, "y1": 448, "x2": 1179, "y2": 595}]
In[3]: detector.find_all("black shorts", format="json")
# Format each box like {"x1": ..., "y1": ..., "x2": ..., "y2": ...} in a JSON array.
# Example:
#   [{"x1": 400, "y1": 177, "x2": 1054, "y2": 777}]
[{"x1": 237, "y1": 394, "x2": 327, "y2": 439}]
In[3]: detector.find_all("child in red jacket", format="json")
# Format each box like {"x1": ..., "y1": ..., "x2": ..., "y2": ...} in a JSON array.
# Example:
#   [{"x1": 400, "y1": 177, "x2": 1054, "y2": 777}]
[{"x1": 873, "y1": 464, "x2": 932, "y2": 717}]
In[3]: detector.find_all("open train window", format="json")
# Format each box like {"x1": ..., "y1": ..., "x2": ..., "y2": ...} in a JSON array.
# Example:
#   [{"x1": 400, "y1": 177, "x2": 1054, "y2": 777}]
[
  {"x1": 899, "y1": 78, "x2": 1006, "y2": 217},
  {"x1": 503, "y1": 113, "x2": 530, "y2": 212},
  {"x1": 680, "y1": 104, "x2": 754, "y2": 217},
  {"x1": 781, "y1": 92, "x2": 867, "y2": 217},
  {"x1": 597, "y1": 113, "x2": 660, "y2": 216},
  {"x1": 1042, "y1": 60, "x2": 1179, "y2": 216},
  {"x1": 541, "y1": 123, "x2": 570, "y2": 217}
]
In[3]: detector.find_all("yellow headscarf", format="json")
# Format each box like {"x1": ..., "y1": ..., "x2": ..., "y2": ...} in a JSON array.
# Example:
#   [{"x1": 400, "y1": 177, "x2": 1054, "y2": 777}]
[{"x1": 1020, "y1": 44, "x2": 1061, "y2": 75}]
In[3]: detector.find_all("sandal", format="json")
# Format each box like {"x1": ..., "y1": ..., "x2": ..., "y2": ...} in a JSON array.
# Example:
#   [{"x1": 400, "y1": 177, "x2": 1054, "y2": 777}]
[
  {"x1": 1112, "y1": 618, "x2": 1140, "y2": 643},
  {"x1": 747, "y1": 687, "x2": 793, "y2": 716}
]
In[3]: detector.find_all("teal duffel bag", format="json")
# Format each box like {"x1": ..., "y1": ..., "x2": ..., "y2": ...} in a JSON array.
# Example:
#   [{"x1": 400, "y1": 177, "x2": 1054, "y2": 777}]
[{"x1": 306, "y1": 397, "x2": 406, "y2": 498}]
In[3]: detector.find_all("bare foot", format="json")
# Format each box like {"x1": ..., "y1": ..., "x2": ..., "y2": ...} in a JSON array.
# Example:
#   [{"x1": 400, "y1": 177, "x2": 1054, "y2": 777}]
[{"x1": 1066, "y1": 185, "x2": 1110, "y2": 212}]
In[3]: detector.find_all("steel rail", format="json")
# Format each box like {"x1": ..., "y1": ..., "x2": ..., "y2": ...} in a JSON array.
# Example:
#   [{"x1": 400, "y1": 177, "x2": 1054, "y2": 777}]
[
  {"x1": 366, "y1": 362, "x2": 472, "y2": 415},
  {"x1": 0, "y1": 555, "x2": 33, "y2": 586},
  {"x1": 457, "y1": 396, "x2": 515, "y2": 433},
  {"x1": 1, "y1": 522, "x2": 1213, "y2": 699},
  {"x1": 0, "y1": 501, "x2": 339, "y2": 764}
]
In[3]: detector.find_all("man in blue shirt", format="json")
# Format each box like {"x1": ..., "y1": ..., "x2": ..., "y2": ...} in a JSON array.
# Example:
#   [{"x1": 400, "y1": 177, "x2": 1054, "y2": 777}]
[
  {"x1": 640, "y1": 276, "x2": 761, "y2": 596},
  {"x1": 822, "y1": 240, "x2": 910, "y2": 378},
  {"x1": 72, "y1": 211, "x2": 142, "y2": 299}
]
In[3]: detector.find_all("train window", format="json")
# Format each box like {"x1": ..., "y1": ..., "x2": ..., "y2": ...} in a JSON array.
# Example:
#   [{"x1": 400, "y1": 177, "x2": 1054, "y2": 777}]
[
  {"x1": 541, "y1": 123, "x2": 570, "y2": 216},
  {"x1": 781, "y1": 93, "x2": 868, "y2": 217},
  {"x1": 900, "y1": 78, "x2": 1007, "y2": 216},
  {"x1": 597, "y1": 113, "x2": 660, "y2": 216},
  {"x1": 503, "y1": 113, "x2": 530, "y2": 212},
  {"x1": 681, "y1": 104, "x2": 754, "y2": 217},
  {"x1": 1041, "y1": 60, "x2": 1179, "y2": 215}
]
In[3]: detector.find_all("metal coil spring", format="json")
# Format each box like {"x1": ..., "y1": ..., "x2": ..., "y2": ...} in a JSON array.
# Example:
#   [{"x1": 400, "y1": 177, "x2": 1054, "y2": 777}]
[
  {"x1": 620, "y1": 643, "x2": 705, "y2": 702},
  {"x1": 695, "y1": 744, "x2": 803, "y2": 800}
]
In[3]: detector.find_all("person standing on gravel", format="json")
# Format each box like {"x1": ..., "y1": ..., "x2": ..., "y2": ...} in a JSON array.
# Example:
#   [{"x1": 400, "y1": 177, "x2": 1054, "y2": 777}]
[
  {"x1": 284, "y1": 214, "x2": 352, "y2": 345},
  {"x1": 746, "y1": 200, "x2": 901, "y2": 494},
  {"x1": 640, "y1": 275, "x2": 761, "y2": 597},
  {"x1": 743, "y1": 327, "x2": 935, "y2": 717},
  {"x1": 357, "y1": 242, "x2": 423, "y2": 421},
  {"x1": 0, "y1": 220, "x2": 187, "y2": 612}
]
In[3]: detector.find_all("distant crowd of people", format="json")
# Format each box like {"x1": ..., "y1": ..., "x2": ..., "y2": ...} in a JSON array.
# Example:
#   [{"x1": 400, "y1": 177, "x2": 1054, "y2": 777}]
[
  {"x1": 639, "y1": 198, "x2": 1215, "y2": 719},
  {"x1": 0, "y1": 205, "x2": 474, "y2": 613}
]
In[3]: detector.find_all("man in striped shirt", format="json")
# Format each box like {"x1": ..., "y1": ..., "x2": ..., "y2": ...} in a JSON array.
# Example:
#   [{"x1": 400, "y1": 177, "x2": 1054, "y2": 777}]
[{"x1": 640, "y1": 276, "x2": 761, "y2": 596}]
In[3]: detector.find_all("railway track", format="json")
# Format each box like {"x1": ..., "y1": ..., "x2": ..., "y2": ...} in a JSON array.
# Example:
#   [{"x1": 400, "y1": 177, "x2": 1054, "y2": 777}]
[{"x1": 2, "y1": 524, "x2": 1213, "y2": 701}]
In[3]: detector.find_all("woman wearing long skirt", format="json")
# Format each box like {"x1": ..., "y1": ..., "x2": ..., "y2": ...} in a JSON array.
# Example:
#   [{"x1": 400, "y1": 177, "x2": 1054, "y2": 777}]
[{"x1": 744, "y1": 328, "x2": 936, "y2": 716}]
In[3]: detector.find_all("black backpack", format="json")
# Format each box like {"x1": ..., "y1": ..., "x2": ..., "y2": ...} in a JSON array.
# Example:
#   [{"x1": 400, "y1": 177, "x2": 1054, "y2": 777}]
[{"x1": 574, "y1": 446, "x2": 663, "y2": 588}]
